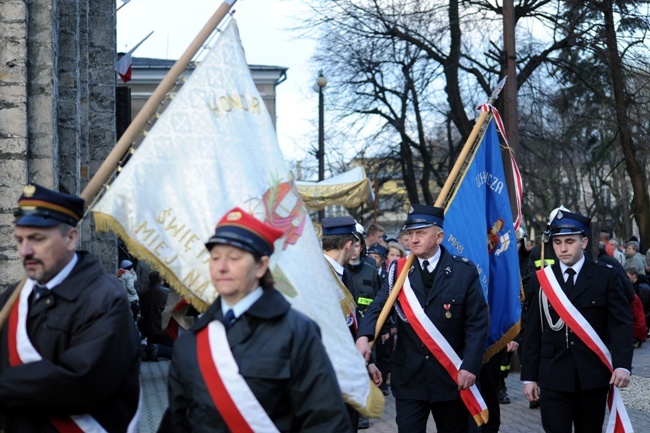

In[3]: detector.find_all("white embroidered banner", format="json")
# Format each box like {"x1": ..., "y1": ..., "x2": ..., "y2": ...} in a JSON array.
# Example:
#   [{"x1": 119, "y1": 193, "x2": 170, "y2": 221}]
[{"x1": 92, "y1": 20, "x2": 376, "y2": 414}]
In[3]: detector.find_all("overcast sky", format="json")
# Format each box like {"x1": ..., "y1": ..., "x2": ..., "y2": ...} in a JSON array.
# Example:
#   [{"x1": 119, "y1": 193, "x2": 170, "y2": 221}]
[{"x1": 116, "y1": 0, "x2": 321, "y2": 164}]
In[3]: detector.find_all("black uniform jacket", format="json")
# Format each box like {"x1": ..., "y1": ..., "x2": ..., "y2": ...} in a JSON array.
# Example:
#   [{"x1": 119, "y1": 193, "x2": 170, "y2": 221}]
[
  {"x1": 0, "y1": 252, "x2": 141, "y2": 432},
  {"x1": 521, "y1": 258, "x2": 634, "y2": 392},
  {"x1": 163, "y1": 288, "x2": 353, "y2": 433},
  {"x1": 347, "y1": 261, "x2": 381, "y2": 315},
  {"x1": 358, "y1": 246, "x2": 488, "y2": 402}
]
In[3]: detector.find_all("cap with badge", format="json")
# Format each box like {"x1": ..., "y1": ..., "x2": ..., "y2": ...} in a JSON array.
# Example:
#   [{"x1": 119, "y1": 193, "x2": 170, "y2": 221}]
[
  {"x1": 548, "y1": 209, "x2": 591, "y2": 237},
  {"x1": 205, "y1": 207, "x2": 284, "y2": 257},
  {"x1": 321, "y1": 216, "x2": 359, "y2": 239},
  {"x1": 403, "y1": 204, "x2": 444, "y2": 230},
  {"x1": 367, "y1": 243, "x2": 389, "y2": 258},
  {"x1": 14, "y1": 184, "x2": 85, "y2": 227}
]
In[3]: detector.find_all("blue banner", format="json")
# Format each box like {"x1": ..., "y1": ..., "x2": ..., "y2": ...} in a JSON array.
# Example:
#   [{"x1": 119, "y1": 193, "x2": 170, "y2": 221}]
[{"x1": 442, "y1": 121, "x2": 521, "y2": 353}]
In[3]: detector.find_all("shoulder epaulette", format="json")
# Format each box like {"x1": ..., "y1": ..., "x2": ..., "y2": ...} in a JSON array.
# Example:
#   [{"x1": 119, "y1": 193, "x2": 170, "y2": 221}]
[
  {"x1": 594, "y1": 260, "x2": 614, "y2": 270},
  {"x1": 452, "y1": 255, "x2": 475, "y2": 266}
]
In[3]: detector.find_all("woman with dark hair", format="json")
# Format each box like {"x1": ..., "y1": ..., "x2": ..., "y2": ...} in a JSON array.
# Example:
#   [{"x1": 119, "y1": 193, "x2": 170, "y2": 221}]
[{"x1": 160, "y1": 207, "x2": 352, "y2": 433}]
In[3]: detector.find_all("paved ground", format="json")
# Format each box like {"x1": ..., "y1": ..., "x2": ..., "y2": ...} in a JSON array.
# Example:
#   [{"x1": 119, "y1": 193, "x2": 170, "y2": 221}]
[{"x1": 139, "y1": 343, "x2": 650, "y2": 432}]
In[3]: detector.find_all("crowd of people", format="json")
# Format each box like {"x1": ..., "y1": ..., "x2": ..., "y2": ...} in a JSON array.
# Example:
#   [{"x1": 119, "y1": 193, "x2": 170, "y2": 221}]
[{"x1": 0, "y1": 183, "x2": 643, "y2": 433}]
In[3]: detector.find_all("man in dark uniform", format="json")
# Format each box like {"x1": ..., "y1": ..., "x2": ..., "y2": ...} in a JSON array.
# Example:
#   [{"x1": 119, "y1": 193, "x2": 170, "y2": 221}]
[
  {"x1": 321, "y1": 216, "x2": 359, "y2": 336},
  {"x1": 0, "y1": 184, "x2": 141, "y2": 432},
  {"x1": 321, "y1": 217, "x2": 365, "y2": 429},
  {"x1": 356, "y1": 204, "x2": 488, "y2": 433},
  {"x1": 521, "y1": 210, "x2": 633, "y2": 433},
  {"x1": 520, "y1": 208, "x2": 563, "y2": 409}
]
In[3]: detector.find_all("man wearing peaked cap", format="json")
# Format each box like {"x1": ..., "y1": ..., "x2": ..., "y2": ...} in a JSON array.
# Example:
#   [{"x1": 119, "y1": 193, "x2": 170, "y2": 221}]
[
  {"x1": 0, "y1": 184, "x2": 140, "y2": 431},
  {"x1": 321, "y1": 216, "x2": 360, "y2": 311},
  {"x1": 14, "y1": 183, "x2": 85, "y2": 228},
  {"x1": 320, "y1": 215, "x2": 381, "y2": 430},
  {"x1": 521, "y1": 208, "x2": 633, "y2": 433},
  {"x1": 161, "y1": 207, "x2": 352, "y2": 432},
  {"x1": 402, "y1": 203, "x2": 444, "y2": 230},
  {"x1": 356, "y1": 204, "x2": 488, "y2": 433}
]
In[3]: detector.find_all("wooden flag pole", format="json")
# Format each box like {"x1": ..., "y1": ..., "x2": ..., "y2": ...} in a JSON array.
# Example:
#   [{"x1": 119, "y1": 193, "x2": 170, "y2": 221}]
[
  {"x1": 82, "y1": 0, "x2": 237, "y2": 204},
  {"x1": 0, "y1": 279, "x2": 25, "y2": 332},
  {"x1": 371, "y1": 78, "x2": 507, "y2": 345}
]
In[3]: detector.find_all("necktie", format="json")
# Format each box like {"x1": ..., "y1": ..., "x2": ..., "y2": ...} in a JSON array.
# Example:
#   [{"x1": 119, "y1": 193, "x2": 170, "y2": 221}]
[
  {"x1": 565, "y1": 268, "x2": 576, "y2": 292},
  {"x1": 422, "y1": 260, "x2": 432, "y2": 288},
  {"x1": 30, "y1": 285, "x2": 49, "y2": 307},
  {"x1": 224, "y1": 309, "x2": 236, "y2": 330}
]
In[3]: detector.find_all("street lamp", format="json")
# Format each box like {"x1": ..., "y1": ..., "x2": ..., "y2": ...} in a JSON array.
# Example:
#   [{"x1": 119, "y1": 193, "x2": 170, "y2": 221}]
[{"x1": 314, "y1": 70, "x2": 327, "y2": 221}]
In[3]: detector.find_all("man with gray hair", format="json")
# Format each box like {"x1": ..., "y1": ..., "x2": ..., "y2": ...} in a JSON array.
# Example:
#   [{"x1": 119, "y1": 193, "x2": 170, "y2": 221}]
[
  {"x1": 624, "y1": 240, "x2": 646, "y2": 275},
  {"x1": 0, "y1": 184, "x2": 141, "y2": 431}
]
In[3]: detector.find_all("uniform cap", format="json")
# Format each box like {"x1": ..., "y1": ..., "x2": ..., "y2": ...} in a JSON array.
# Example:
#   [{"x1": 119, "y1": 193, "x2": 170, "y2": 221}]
[
  {"x1": 549, "y1": 210, "x2": 590, "y2": 237},
  {"x1": 205, "y1": 207, "x2": 284, "y2": 257},
  {"x1": 367, "y1": 243, "x2": 389, "y2": 258},
  {"x1": 120, "y1": 260, "x2": 134, "y2": 270},
  {"x1": 14, "y1": 184, "x2": 84, "y2": 227},
  {"x1": 403, "y1": 204, "x2": 444, "y2": 230},
  {"x1": 548, "y1": 205, "x2": 570, "y2": 224},
  {"x1": 322, "y1": 216, "x2": 359, "y2": 239}
]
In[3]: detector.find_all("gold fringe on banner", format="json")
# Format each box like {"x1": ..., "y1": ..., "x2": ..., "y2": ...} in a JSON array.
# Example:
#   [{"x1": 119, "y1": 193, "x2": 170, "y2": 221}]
[
  {"x1": 482, "y1": 320, "x2": 522, "y2": 364},
  {"x1": 327, "y1": 266, "x2": 359, "y2": 317},
  {"x1": 348, "y1": 379, "x2": 385, "y2": 418},
  {"x1": 94, "y1": 212, "x2": 211, "y2": 313}
]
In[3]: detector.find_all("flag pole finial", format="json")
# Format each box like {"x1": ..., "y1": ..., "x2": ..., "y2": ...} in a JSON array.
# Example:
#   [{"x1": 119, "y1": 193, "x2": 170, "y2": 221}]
[{"x1": 489, "y1": 76, "x2": 507, "y2": 105}]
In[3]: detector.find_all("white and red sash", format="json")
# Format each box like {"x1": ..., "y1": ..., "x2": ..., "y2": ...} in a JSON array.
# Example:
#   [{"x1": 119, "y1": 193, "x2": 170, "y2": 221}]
[
  {"x1": 396, "y1": 263, "x2": 489, "y2": 426},
  {"x1": 196, "y1": 320, "x2": 280, "y2": 433},
  {"x1": 8, "y1": 282, "x2": 140, "y2": 433},
  {"x1": 537, "y1": 266, "x2": 633, "y2": 433}
]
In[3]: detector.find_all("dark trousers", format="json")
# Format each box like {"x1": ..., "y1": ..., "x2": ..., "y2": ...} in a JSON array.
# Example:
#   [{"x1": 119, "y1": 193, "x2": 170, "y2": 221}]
[
  {"x1": 539, "y1": 386, "x2": 609, "y2": 433},
  {"x1": 395, "y1": 397, "x2": 469, "y2": 433},
  {"x1": 477, "y1": 353, "x2": 501, "y2": 433},
  {"x1": 375, "y1": 334, "x2": 392, "y2": 391}
]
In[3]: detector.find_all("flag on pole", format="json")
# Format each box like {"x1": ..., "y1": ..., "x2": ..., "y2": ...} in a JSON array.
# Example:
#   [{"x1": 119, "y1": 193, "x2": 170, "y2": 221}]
[
  {"x1": 93, "y1": 20, "x2": 382, "y2": 416},
  {"x1": 115, "y1": 31, "x2": 154, "y2": 83},
  {"x1": 441, "y1": 119, "x2": 522, "y2": 360}
]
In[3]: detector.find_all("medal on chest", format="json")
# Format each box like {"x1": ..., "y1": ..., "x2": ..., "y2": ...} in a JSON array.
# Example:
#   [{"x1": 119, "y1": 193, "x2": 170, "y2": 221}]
[{"x1": 444, "y1": 304, "x2": 452, "y2": 319}]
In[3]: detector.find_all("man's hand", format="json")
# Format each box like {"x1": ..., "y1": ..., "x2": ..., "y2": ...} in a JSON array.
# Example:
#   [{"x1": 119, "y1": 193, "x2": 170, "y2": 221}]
[
  {"x1": 380, "y1": 332, "x2": 390, "y2": 344},
  {"x1": 367, "y1": 363, "x2": 383, "y2": 387},
  {"x1": 356, "y1": 336, "x2": 371, "y2": 362},
  {"x1": 506, "y1": 341, "x2": 519, "y2": 352},
  {"x1": 457, "y1": 369, "x2": 476, "y2": 390},
  {"x1": 610, "y1": 368, "x2": 631, "y2": 388},
  {"x1": 523, "y1": 382, "x2": 540, "y2": 402}
]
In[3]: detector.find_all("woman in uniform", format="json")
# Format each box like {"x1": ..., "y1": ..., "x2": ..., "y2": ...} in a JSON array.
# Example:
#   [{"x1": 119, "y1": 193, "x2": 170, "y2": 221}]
[{"x1": 160, "y1": 207, "x2": 353, "y2": 433}]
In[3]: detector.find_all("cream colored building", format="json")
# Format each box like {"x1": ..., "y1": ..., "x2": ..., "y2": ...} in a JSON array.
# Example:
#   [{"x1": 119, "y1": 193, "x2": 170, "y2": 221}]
[{"x1": 122, "y1": 57, "x2": 287, "y2": 126}]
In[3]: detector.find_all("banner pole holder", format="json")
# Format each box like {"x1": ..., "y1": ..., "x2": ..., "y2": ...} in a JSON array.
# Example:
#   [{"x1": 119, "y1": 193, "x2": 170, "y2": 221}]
[{"x1": 371, "y1": 77, "x2": 508, "y2": 345}]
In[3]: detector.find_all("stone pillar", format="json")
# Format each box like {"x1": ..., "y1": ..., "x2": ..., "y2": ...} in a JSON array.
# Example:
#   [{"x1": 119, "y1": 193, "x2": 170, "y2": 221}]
[
  {"x1": 58, "y1": 0, "x2": 82, "y2": 196},
  {"x1": 80, "y1": 0, "x2": 118, "y2": 275},
  {"x1": 0, "y1": 0, "x2": 118, "y2": 290},
  {"x1": 27, "y1": 0, "x2": 59, "y2": 188},
  {"x1": 0, "y1": 0, "x2": 29, "y2": 292}
]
